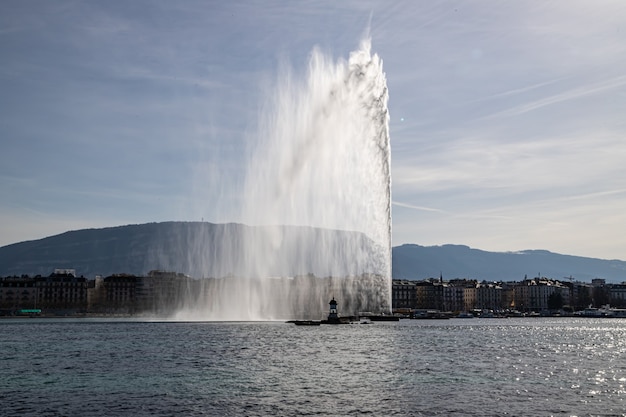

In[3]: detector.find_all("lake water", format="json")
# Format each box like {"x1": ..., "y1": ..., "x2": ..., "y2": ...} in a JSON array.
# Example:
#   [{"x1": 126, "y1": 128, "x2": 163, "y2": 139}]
[{"x1": 1, "y1": 318, "x2": 624, "y2": 416}]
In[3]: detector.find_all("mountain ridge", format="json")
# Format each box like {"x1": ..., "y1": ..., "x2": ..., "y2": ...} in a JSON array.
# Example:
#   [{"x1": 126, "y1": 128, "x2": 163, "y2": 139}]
[
  {"x1": 392, "y1": 243, "x2": 626, "y2": 282},
  {"x1": 0, "y1": 222, "x2": 383, "y2": 279},
  {"x1": 1, "y1": 222, "x2": 624, "y2": 283}
]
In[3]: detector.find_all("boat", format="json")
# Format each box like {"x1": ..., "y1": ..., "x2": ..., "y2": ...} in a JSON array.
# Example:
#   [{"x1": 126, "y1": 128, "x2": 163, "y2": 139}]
[
  {"x1": 578, "y1": 305, "x2": 626, "y2": 318},
  {"x1": 290, "y1": 320, "x2": 321, "y2": 326},
  {"x1": 358, "y1": 311, "x2": 400, "y2": 321},
  {"x1": 368, "y1": 315, "x2": 400, "y2": 322},
  {"x1": 411, "y1": 310, "x2": 451, "y2": 320}
]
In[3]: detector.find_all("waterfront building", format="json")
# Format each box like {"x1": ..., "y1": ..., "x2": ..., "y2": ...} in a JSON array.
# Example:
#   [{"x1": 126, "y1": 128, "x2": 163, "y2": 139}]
[
  {"x1": 442, "y1": 283, "x2": 465, "y2": 312},
  {"x1": 392, "y1": 280, "x2": 416, "y2": 309},
  {"x1": 592, "y1": 278, "x2": 606, "y2": 287},
  {"x1": 102, "y1": 274, "x2": 139, "y2": 313},
  {"x1": 86, "y1": 271, "x2": 197, "y2": 314},
  {"x1": 585, "y1": 280, "x2": 626, "y2": 309},
  {"x1": 415, "y1": 279, "x2": 443, "y2": 310},
  {"x1": 137, "y1": 270, "x2": 194, "y2": 313},
  {"x1": 1, "y1": 272, "x2": 91, "y2": 314},
  {"x1": 393, "y1": 277, "x2": 579, "y2": 314},
  {"x1": 564, "y1": 281, "x2": 593, "y2": 310},
  {"x1": 463, "y1": 286, "x2": 476, "y2": 312},
  {"x1": 513, "y1": 277, "x2": 570, "y2": 312},
  {"x1": 2, "y1": 272, "x2": 622, "y2": 317},
  {"x1": 447, "y1": 279, "x2": 476, "y2": 312},
  {"x1": 500, "y1": 282, "x2": 516, "y2": 309},
  {"x1": 34, "y1": 271, "x2": 90, "y2": 311},
  {"x1": 474, "y1": 282, "x2": 503, "y2": 311},
  {"x1": 0, "y1": 276, "x2": 38, "y2": 311},
  {"x1": 88, "y1": 276, "x2": 104, "y2": 310},
  {"x1": 609, "y1": 282, "x2": 626, "y2": 307}
]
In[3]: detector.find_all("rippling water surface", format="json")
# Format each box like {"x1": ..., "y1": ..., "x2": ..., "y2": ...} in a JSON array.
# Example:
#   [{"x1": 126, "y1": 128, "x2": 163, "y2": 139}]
[{"x1": 1, "y1": 318, "x2": 625, "y2": 416}]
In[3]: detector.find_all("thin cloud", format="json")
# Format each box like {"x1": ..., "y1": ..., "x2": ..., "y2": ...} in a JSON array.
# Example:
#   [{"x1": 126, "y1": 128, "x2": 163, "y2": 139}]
[
  {"x1": 392, "y1": 200, "x2": 446, "y2": 213},
  {"x1": 481, "y1": 74, "x2": 626, "y2": 120},
  {"x1": 465, "y1": 77, "x2": 566, "y2": 105}
]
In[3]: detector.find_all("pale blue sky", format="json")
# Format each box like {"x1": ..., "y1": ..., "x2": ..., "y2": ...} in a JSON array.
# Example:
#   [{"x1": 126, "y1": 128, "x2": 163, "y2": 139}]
[{"x1": 1, "y1": 1, "x2": 625, "y2": 260}]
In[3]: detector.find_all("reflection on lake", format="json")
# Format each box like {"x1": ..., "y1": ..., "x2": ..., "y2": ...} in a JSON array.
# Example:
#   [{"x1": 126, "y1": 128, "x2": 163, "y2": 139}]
[{"x1": 1, "y1": 318, "x2": 624, "y2": 416}]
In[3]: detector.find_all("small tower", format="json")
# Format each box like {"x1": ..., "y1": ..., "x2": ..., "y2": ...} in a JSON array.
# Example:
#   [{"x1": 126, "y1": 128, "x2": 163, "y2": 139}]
[{"x1": 328, "y1": 297, "x2": 338, "y2": 320}]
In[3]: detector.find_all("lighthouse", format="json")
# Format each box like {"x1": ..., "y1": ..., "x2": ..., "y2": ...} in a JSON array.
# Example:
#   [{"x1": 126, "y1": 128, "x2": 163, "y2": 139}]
[{"x1": 328, "y1": 297, "x2": 338, "y2": 321}]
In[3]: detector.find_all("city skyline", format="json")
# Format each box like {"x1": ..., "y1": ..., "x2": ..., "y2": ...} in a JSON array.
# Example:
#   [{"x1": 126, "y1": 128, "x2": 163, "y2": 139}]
[{"x1": 1, "y1": 1, "x2": 625, "y2": 260}]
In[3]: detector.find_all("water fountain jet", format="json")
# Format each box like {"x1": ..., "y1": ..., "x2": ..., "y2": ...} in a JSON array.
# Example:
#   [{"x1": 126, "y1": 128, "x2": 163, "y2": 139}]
[{"x1": 175, "y1": 38, "x2": 391, "y2": 321}]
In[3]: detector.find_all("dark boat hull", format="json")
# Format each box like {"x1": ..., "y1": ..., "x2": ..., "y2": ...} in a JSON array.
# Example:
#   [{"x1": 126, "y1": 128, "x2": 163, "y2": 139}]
[
  {"x1": 368, "y1": 315, "x2": 400, "y2": 322},
  {"x1": 290, "y1": 320, "x2": 321, "y2": 326}
]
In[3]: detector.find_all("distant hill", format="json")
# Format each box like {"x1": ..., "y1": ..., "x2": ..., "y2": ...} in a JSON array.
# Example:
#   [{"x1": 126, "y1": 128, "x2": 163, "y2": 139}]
[
  {"x1": 1, "y1": 223, "x2": 625, "y2": 283},
  {"x1": 392, "y1": 244, "x2": 626, "y2": 283},
  {"x1": 0, "y1": 222, "x2": 383, "y2": 279}
]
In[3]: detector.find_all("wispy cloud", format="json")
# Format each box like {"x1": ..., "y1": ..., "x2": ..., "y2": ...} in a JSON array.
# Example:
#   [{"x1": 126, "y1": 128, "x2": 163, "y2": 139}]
[
  {"x1": 481, "y1": 74, "x2": 626, "y2": 120},
  {"x1": 465, "y1": 77, "x2": 566, "y2": 105},
  {"x1": 392, "y1": 200, "x2": 446, "y2": 213}
]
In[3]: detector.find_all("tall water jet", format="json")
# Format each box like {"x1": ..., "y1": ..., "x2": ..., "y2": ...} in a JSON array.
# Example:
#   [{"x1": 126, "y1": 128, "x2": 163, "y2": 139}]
[{"x1": 175, "y1": 38, "x2": 391, "y2": 321}]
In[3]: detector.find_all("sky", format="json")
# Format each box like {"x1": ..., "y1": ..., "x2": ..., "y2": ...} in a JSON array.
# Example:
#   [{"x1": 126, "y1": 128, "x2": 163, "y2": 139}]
[{"x1": 1, "y1": 1, "x2": 625, "y2": 261}]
